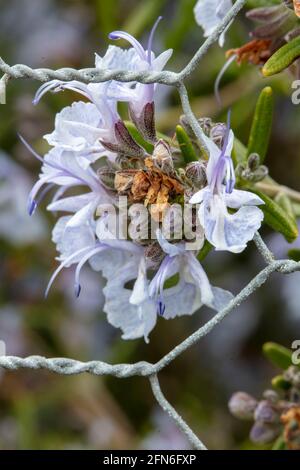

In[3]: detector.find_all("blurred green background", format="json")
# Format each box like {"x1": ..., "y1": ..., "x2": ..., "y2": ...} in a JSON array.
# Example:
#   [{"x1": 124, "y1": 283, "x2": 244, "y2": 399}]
[{"x1": 0, "y1": 0, "x2": 300, "y2": 450}]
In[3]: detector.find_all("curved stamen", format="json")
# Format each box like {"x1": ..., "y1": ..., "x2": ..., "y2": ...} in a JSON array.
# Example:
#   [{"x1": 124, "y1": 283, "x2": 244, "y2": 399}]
[
  {"x1": 225, "y1": 156, "x2": 236, "y2": 194},
  {"x1": 74, "y1": 245, "x2": 107, "y2": 297},
  {"x1": 18, "y1": 134, "x2": 44, "y2": 163},
  {"x1": 147, "y1": 16, "x2": 163, "y2": 65},
  {"x1": 33, "y1": 80, "x2": 63, "y2": 105},
  {"x1": 210, "y1": 110, "x2": 233, "y2": 194},
  {"x1": 149, "y1": 255, "x2": 177, "y2": 316},
  {"x1": 34, "y1": 183, "x2": 55, "y2": 210},
  {"x1": 33, "y1": 80, "x2": 95, "y2": 108},
  {"x1": 214, "y1": 54, "x2": 237, "y2": 108},
  {"x1": 45, "y1": 245, "x2": 96, "y2": 298},
  {"x1": 28, "y1": 172, "x2": 64, "y2": 215},
  {"x1": 19, "y1": 134, "x2": 84, "y2": 183},
  {"x1": 109, "y1": 31, "x2": 146, "y2": 61},
  {"x1": 21, "y1": 133, "x2": 101, "y2": 195}
]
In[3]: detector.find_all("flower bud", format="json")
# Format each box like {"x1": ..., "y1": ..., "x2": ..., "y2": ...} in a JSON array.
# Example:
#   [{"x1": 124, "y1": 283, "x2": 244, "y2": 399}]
[
  {"x1": 198, "y1": 117, "x2": 213, "y2": 136},
  {"x1": 250, "y1": 421, "x2": 281, "y2": 444},
  {"x1": 228, "y1": 392, "x2": 258, "y2": 421},
  {"x1": 252, "y1": 165, "x2": 269, "y2": 182},
  {"x1": 144, "y1": 242, "x2": 165, "y2": 267},
  {"x1": 210, "y1": 123, "x2": 227, "y2": 148},
  {"x1": 247, "y1": 153, "x2": 260, "y2": 171},
  {"x1": 152, "y1": 139, "x2": 174, "y2": 174},
  {"x1": 255, "y1": 400, "x2": 280, "y2": 424},
  {"x1": 97, "y1": 167, "x2": 116, "y2": 189},
  {"x1": 235, "y1": 163, "x2": 246, "y2": 178},
  {"x1": 185, "y1": 161, "x2": 207, "y2": 187},
  {"x1": 284, "y1": 366, "x2": 300, "y2": 387},
  {"x1": 263, "y1": 390, "x2": 279, "y2": 403}
]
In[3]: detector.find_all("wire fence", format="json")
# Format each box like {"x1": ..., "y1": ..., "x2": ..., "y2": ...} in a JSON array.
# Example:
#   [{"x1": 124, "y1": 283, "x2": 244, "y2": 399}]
[{"x1": 1, "y1": 0, "x2": 299, "y2": 450}]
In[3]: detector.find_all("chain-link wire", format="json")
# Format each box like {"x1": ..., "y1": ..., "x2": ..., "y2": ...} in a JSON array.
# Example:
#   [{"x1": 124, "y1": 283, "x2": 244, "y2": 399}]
[{"x1": 2, "y1": 0, "x2": 297, "y2": 450}]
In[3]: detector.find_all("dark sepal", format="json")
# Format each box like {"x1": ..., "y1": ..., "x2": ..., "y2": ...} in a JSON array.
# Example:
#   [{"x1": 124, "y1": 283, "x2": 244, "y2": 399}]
[
  {"x1": 101, "y1": 120, "x2": 145, "y2": 158},
  {"x1": 129, "y1": 102, "x2": 157, "y2": 144}
]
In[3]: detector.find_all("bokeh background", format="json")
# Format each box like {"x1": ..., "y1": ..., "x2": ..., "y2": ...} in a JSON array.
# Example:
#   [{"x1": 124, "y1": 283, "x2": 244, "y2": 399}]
[{"x1": 0, "y1": 0, "x2": 300, "y2": 450}]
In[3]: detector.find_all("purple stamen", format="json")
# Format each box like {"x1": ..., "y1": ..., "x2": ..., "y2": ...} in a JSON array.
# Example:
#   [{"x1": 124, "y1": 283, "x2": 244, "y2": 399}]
[
  {"x1": 74, "y1": 283, "x2": 81, "y2": 298},
  {"x1": 225, "y1": 156, "x2": 236, "y2": 194},
  {"x1": 28, "y1": 199, "x2": 37, "y2": 216},
  {"x1": 210, "y1": 110, "x2": 235, "y2": 194},
  {"x1": 73, "y1": 245, "x2": 106, "y2": 297},
  {"x1": 18, "y1": 134, "x2": 44, "y2": 163},
  {"x1": 158, "y1": 299, "x2": 166, "y2": 317},
  {"x1": 21, "y1": 134, "x2": 101, "y2": 199},
  {"x1": 45, "y1": 245, "x2": 95, "y2": 298},
  {"x1": 147, "y1": 16, "x2": 163, "y2": 65},
  {"x1": 109, "y1": 31, "x2": 146, "y2": 61}
]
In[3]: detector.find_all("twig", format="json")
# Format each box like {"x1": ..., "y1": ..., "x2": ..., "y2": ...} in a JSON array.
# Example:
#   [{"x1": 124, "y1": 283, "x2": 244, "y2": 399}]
[
  {"x1": 178, "y1": 0, "x2": 247, "y2": 81},
  {"x1": 149, "y1": 374, "x2": 207, "y2": 450}
]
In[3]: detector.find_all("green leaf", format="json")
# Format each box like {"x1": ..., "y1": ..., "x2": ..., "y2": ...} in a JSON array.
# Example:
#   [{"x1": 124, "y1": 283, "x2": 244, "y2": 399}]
[
  {"x1": 197, "y1": 240, "x2": 213, "y2": 262},
  {"x1": 121, "y1": 0, "x2": 167, "y2": 38},
  {"x1": 251, "y1": 189, "x2": 299, "y2": 242},
  {"x1": 271, "y1": 375, "x2": 292, "y2": 391},
  {"x1": 263, "y1": 342, "x2": 292, "y2": 370},
  {"x1": 124, "y1": 121, "x2": 154, "y2": 154},
  {"x1": 272, "y1": 435, "x2": 287, "y2": 450},
  {"x1": 232, "y1": 138, "x2": 248, "y2": 167},
  {"x1": 288, "y1": 248, "x2": 300, "y2": 262},
  {"x1": 275, "y1": 193, "x2": 296, "y2": 220},
  {"x1": 247, "y1": 87, "x2": 274, "y2": 163},
  {"x1": 164, "y1": 273, "x2": 179, "y2": 289},
  {"x1": 263, "y1": 35, "x2": 300, "y2": 77},
  {"x1": 176, "y1": 125, "x2": 198, "y2": 163}
]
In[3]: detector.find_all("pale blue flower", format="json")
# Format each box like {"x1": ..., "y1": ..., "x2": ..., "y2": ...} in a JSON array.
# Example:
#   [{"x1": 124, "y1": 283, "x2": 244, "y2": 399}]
[
  {"x1": 109, "y1": 18, "x2": 173, "y2": 142},
  {"x1": 194, "y1": 0, "x2": 233, "y2": 47},
  {"x1": 26, "y1": 146, "x2": 111, "y2": 217},
  {"x1": 46, "y1": 215, "x2": 141, "y2": 299},
  {"x1": 190, "y1": 119, "x2": 264, "y2": 253},
  {"x1": 103, "y1": 230, "x2": 233, "y2": 342}
]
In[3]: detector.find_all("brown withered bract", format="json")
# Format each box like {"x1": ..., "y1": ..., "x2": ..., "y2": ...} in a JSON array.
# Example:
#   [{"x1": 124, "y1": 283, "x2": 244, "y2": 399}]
[
  {"x1": 114, "y1": 156, "x2": 184, "y2": 222},
  {"x1": 294, "y1": 0, "x2": 300, "y2": 18},
  {"x1": 114, "y1": 169, "x2": 137, "y2": 194},
  {"x1": 281, "y1": 406, "x2": 300, "y2": 450},
  {"x1": 131, "y1": 171, "x2": 152, "y2": 201},
  {"x1": 226, "y1": 39, "x2": 272, "y2": 66}
]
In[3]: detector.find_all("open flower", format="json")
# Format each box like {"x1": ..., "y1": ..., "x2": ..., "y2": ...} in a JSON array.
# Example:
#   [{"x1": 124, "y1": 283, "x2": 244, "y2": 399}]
[
  {"x1": 33, "y1": 46, "x2": 146, "y2": 159},
  {"x1": 103, "y1": 230, "x2": 233, "y2": 342},
  {"x1": 46, "y1": 215, "x2": 142, "y2": 298},
  {"x1": 26, "y1": 145, "x2": 112, "y2": 218},
  {"x1": 109, "y1": 18, "x2": 173, "y2": 143},
  {"x1": 190, "y1": 117, "x2": 264, "y2": 253},
  {"x1": 194, "y1": 0, "x2": 233, "y2": 47}
]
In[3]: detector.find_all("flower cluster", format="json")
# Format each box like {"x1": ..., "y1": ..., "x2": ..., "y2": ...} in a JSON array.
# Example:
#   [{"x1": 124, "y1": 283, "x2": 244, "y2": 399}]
[
  {"x1": 229, "y1": 366, "x2": 300, "y2": 450},
  {"x1": 27, "y1": 21, "x2": 265, "y2": 342}
]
